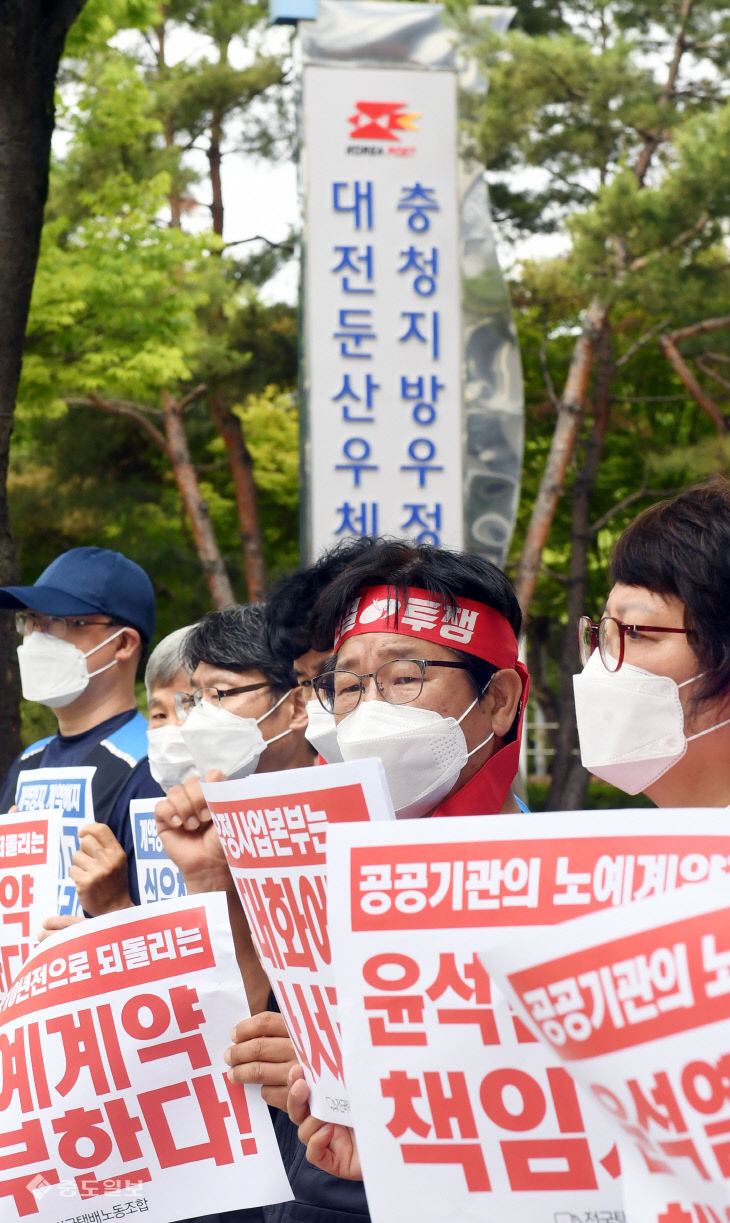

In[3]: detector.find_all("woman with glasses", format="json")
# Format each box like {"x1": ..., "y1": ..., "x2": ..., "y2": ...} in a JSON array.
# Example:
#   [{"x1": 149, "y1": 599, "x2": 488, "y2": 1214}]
[{"x1": 574, "y1": 477, "x2": 730, "y2": 806}]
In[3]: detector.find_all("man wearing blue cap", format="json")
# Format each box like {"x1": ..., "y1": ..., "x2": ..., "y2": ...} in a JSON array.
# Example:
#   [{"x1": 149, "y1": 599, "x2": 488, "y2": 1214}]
[{"x1": 0, "y1": 546, "x2": 157, "y2": 914}]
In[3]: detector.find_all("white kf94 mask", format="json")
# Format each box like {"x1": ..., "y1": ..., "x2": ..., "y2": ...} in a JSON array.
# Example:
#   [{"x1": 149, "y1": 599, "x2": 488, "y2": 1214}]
[
  {"x1": 17, "y1": 627, "x2": 125, "y2": 708},
  {"x1": 304, "y1": 699, "x2": 343, "y2": 764},
  {"x1": 335, "y1": 689, "x2": 493, "y2": 819},
  {"x1": 573, "y1": 649, "x2": 730, "y2": 794},
  {"x1": 180, "y1": 689, "x2": 292, "y2": 780},
  {"x1": 147, "y1": 724, "x2": 198, "y2": 793}
]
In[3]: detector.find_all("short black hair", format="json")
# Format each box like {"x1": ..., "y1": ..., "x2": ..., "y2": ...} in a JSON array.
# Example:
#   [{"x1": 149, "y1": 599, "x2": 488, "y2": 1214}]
[
  {"x1": 266, "y1": 537, "x2": 379, "y2": 664},
  {"x1": 611, "y1": 477, "x2": 730, "y2": 709},
  {"x1": 309, "y1": 539, "x2": 522, "y2": 655},
  {"x1": 183, "y1": 604, "x2": 295, "y2": 698}
]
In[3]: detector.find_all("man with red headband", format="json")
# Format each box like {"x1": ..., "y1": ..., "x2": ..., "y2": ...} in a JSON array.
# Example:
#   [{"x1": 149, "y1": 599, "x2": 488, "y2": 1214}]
[
  {"x1": 285, "y1": 539, "x2": 530, "y2": 1183},
  {"x1": 308, "y1": 539, "x2": 529, "y2": 820}
]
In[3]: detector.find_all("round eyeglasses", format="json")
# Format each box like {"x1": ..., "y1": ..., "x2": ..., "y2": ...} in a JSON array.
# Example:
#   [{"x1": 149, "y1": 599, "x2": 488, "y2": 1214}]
[
  {"x1": 578, "y1": 615, "x2": 687, "y2": 673},
  {"x1": 312, "y1": 658, "x2": 470, "y2": 716},
  {"x1": 173, "y1": 682, "x2": 270, "y2": 720},
  {"x1": 15, "y1": 611, "x2": 120, "y2": 639}
]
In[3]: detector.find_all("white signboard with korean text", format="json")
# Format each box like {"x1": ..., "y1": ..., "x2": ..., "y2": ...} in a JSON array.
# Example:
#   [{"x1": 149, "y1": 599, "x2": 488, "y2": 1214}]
[
  {"x1": 0, "y1": 892, "x2": 292, "y2": 1221},
  {"x1": 302, "y1": 63, "x2": 462, "y2": 553},
  {"x1": 483, "y1": 876, "x2": 730, "y2": 1223},
  {"x1": 202, "y1": 758, "x2": 395, "y2": 1124},
  {"x1": 0, "y1": 810, "x2": 60, "y2": 996},
  {"x1": 326, "y1": 809, "x2": 730, "y2": 1223},
  {"x1": 130, "y1": 798, "x2": 186, "y2": 906},
  {"x1": 15, "y1": 767, "x2": 96, "y2": 917}
]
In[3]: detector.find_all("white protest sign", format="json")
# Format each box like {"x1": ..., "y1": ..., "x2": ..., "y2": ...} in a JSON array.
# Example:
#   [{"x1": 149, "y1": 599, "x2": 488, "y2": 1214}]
[
  {"x1": 0, "y1": 810, "x2": 60, "y2": 996},
  {"x1": 0, "y1": 891, "x2": 292, "y2": 1221},
  {"x1": 325, "y1": 808, "x2": 730, "y2": 1223},
  {"x1": 481, "y1": 875, "x2": 730, "y2": 1223},
  {"x1": 130, "y1": 798, "x2": 186, "y2": 905},
  {"x1": 15, "y1": 766, "x2": 97, "y2": 916},
  {"x1": 202, "y1": 758, "x2": 395, "y2": 1124}
]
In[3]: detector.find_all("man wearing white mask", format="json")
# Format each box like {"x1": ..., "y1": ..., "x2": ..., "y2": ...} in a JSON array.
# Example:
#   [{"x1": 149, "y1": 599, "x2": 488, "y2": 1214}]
[
  {"x1": 144, "y1": 624, "x2": 198, "y2": 792},
  {"x1": 0, "y1": 546, "x2": 156, "y2": 914},
  {"x1": 306, "y1": 539, "x2": 530, "y2": 821},
  {"x1": 282, "y1": 539, "x2": 530, "y2": 1183},
  {"x1": 70, "y1": 623, "x2": 201, "y2": 915},
  {"x1": 264, "y1": 537, "x2": 378, "y2": 765},
  {"x1": 155, "y1": 604, "x2": 313, "y2": 915}
]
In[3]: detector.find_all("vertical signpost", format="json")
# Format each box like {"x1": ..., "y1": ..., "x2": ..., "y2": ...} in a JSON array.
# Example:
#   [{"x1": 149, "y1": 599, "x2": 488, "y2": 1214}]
[{"x1": 294, "y1": 0, "x2": 523, "y2": 564}]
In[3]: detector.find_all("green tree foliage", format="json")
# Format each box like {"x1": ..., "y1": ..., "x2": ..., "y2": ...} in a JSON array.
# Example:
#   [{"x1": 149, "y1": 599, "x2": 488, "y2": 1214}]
[
  {"x1": 452, "y1": 0, "x2": 730, "y2": 806},
  {"x1": 12, "y1": 0, "x2": 299, "y2": 649}
]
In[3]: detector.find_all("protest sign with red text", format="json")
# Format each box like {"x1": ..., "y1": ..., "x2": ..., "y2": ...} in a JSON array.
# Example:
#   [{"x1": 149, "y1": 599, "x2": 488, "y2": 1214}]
[
  {"x1": 15, "y1": 767, "x2": 96, "y2": 916},
  {"x1": 0, "y1": 892, "x2": 292, "y2": 1222},
  {"x1": 202, "y1": 759, "x2": 394, "y2": 1124},
  {"x1": 0, "y1": 810, "x2": 59, "y2": 997},
  {"x1": 482, "y1": 875, "x2": 730, "y2": 1223},
  {"x1": 326, "y1": 808, "x2": 730, "y2": 1223}
]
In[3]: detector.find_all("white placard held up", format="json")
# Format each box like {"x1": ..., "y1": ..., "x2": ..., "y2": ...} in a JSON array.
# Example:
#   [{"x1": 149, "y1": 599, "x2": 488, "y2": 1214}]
[
  {"x1": 0, "y1": 809, "x2": 60, "y2": 996},
  {"x1": 202, "y1": 757, "x2": 395, "y2": 1124},
  {"x1": 482, "y1": 874, "x2": 730, "y2": 1223},
  {"x1": 130, "y1": 797, "x2": 186, "y2": 905},
  {"x1": 325, "y1": 808, "x2": 730, "y2": 1223},
  {"x1": 0, "y1": 892, "x2": 292, "y2": 1221},
  {"x1": 15, "y1": 766, "x2": 97, "y2": 916}
]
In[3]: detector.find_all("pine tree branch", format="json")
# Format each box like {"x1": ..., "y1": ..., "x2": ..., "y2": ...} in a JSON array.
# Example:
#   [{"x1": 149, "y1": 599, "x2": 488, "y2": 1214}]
[
  {"x1": 616, "y1": 316, "x2": 673, "y2": 366},
  {"x1": 65, "y1": 395, "x2": 168, "y2": 451},
  {"x1": 665, "y1": 315, "x2": 730, "y2": 344},
  {"x1": 633, "y1": 0, "x2": 695, "y2": 185},
  {"x1": 590, "y1": 483, "x2": 678, "y2": 534},
  {"x1": 659, "y1": 332, "x2": 728, "y2": 434},
  {"x1": 628, "y1": 212, "x2": 710, "y2": 273}
]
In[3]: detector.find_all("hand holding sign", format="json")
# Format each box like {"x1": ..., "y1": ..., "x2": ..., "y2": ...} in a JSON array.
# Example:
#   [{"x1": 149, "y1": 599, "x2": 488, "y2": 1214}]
[
  {"x1": 38, "y1": 913, "x2": 84, "y2": 941},
  {"x1": 287, "y1": 1064, "x2": 362, "y2": 1180},
  {"x1": 155, "y1": 772, "x2": 230, "y2": 890},
  {"x1": 70, "y1": 822, "x2": 132, "y2": 915},
  {"x1": 225, "y1": 1009, "x2": 297, "y2": 1110}
]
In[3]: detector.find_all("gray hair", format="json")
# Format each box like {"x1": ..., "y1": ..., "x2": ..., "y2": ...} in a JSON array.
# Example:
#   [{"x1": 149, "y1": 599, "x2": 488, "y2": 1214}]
[{"x1": 144, "y1": 625, "x2": 196, "y2": 700}]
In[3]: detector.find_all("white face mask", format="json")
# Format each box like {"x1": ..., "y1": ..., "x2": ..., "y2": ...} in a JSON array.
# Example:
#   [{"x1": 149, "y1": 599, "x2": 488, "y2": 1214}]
[
  {"x1": 573, "y1": 649, "x2": 730, "y2": 795},
  {"x1": 17, "y1": 628, "x2": 125, "y2": 709},
  {"x1": 336, "y1": 690, "x2": 493, "y2": 819},
  {"x1": 147, "y1": 724, "x2": 198, "y2": 793},
  {"x1": 304, "y1": 698, "x2": 343, "y2": 764},
  {"x1": 179, "y1": 689, "x2": 292, "y2": 780}
]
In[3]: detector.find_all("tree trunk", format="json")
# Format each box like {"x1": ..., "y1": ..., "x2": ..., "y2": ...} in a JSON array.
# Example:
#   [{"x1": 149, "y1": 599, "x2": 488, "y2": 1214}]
[
  {"x1": 161, "y1": 391, "x2": 236, "y2": 608},
  {"x1": 208, "y1": 113, "x2": 224, "y2": 239},
  {"x1": 546, "y1": 323, "x2": 613, "y2": 812},
  {"x1": 514, "y1": 295, "x2": 608, "y2": 619},
  {"x1": 155, "y1": 22, "x2": 184, "y2": 230},
  {"x1": 0, "y1": 0, "x2": 86, "y2": 769},
  {"x1": 205, "y1": 96, "x2": 268, "y2": 603},
  {"x1": 208, "y1": 392, "x2": 268, "y2": 602}
]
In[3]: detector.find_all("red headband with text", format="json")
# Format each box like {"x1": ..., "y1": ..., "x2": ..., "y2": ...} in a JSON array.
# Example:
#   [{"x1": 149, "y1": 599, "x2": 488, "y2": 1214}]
[{"x1": 334, "y1": 585, "x2": 519, "y2": 668}]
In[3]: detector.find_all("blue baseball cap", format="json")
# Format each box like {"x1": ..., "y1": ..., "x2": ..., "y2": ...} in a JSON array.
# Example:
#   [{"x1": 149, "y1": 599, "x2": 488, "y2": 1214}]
[{"x1": 0, "y1": 546, "x2": 156, "y2": 644}]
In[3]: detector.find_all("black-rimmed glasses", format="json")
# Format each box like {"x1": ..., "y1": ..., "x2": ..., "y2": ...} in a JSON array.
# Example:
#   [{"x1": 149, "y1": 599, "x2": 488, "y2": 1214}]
[
  {"x1": 15, "y1": 611, "x2": 120, "y2": 639},
  {"x1": 578, "y1": 615, "x2": 687, "y2": 673},
  {"x1": 174, "y1": 682, "x2": 270, "y2": 719},
  {"x1": 312, "y1": 658, "x2": 470, "y2": 715}
]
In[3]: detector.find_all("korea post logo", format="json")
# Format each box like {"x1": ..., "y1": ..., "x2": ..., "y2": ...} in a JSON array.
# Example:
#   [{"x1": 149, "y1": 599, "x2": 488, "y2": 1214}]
[{"x1": 347, "y1": 101, "x2": 419, "y2": 158}]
